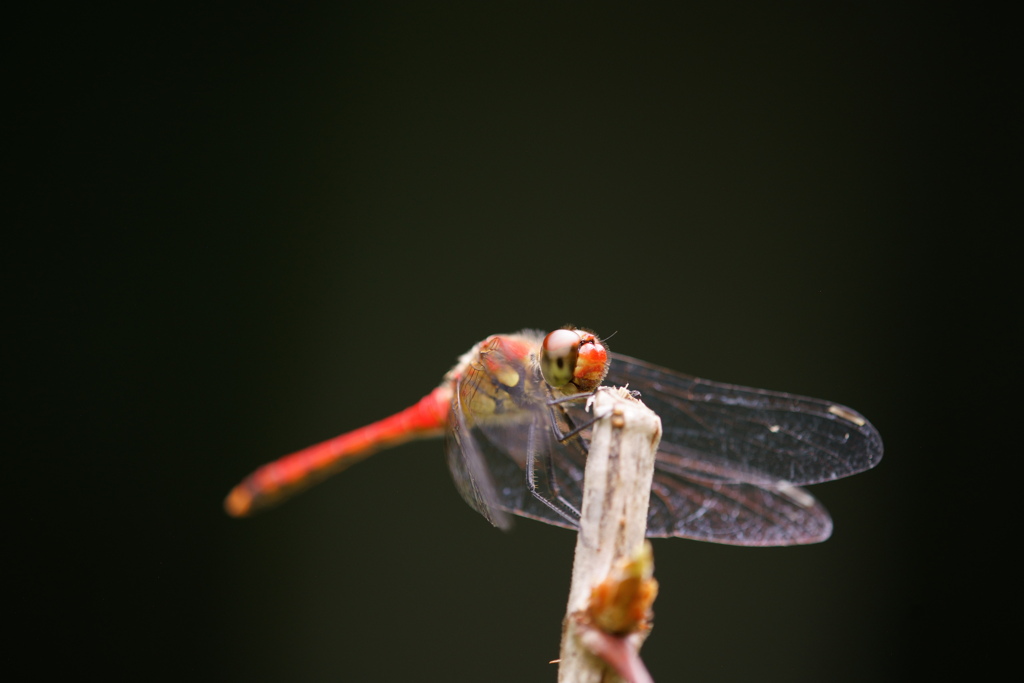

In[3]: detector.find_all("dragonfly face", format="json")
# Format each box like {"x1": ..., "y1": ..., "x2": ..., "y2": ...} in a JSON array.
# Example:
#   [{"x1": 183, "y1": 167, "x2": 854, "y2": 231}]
[{"x1": 538, "y1": 328, "x2": 610, "y2": 392}]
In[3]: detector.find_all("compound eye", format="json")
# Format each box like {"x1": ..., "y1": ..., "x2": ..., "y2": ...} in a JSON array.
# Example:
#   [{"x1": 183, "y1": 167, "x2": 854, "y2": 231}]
[{"x1": 540, "y1": 329, "x2": 580, "y2": 388}]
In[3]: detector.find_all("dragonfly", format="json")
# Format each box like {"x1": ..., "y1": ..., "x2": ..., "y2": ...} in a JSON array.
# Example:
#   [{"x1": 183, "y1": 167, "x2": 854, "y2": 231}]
[{"x1": 225, "y1": 327, "x2": 882, "y2": 546}]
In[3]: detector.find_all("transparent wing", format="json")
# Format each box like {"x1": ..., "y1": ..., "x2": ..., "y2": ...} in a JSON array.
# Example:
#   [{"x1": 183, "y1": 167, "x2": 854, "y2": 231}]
[
  {"x1": 555, "y1": 396, "x2": 831, "y2": 545},
  {"x1": 606, "y1": 353, "x2": 883, "y2": 486},
  {"x1": 444, "y1": 377, "x2": 513, "y2": 531},
  {"x1": 444, "y1": 345, "x2": 591, "y2": 531},
  {"x1": 450, "y1": 408, "x2": 589, "y2": 531},
  {"x1": 592, "y1": 352, "x2": 882, "y2": 545},
  {"x1": 447, "y1": 348, "x2": 881, "y2": 546},
  {"x1": 645, "y1": 443, "x2": 832, "y2": 544}
]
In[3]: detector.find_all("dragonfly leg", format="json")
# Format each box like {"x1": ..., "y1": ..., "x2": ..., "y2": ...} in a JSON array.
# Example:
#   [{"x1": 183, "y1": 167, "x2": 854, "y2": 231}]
[
  {"x1": 543, "y1": 439, "x2": 581, "y2": 518},
  {"x1": 538, "y1": 391, "x2": 625, "y2": 523},
  {"x1": 524, "y1": 419, "x2": 582, "y2": 525},
  {"x1": 546, "y1": 390, "x2": 595, "y2": 407},
  {"x1": 546, "y1": 393, "x2": 610, "y2": 445}
]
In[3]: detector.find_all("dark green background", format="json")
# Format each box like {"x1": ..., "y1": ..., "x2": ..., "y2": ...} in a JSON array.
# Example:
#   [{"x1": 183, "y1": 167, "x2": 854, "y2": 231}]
[{"x1": 14, "y1": 4, "x2": 1009, "y2": 681}]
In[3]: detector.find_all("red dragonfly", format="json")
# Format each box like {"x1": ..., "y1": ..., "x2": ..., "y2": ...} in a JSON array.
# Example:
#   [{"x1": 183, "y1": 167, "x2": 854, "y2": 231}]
[{"x1": 225, "y1": 327, "x2": 882, "y2": 546}]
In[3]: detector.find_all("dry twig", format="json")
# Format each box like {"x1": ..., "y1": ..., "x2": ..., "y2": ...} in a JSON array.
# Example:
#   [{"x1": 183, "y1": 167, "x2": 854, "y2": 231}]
[{"x1": 558, "y1": 387, "x2": 662, "y2": 683}]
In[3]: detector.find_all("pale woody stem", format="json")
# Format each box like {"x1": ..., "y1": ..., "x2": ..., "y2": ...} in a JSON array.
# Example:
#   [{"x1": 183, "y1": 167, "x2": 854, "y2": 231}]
[{"x1": 558, "y1": 388, "x2": 662, "y2": 683}]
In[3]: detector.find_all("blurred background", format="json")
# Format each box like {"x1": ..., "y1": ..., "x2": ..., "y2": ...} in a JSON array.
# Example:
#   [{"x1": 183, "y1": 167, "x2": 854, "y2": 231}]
[{"x1": 12, "y1": 4, "x2": 1010, "y2": 681}]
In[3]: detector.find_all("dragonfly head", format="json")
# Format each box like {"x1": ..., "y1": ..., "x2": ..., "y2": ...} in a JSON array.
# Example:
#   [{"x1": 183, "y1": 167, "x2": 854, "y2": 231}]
[{"x1": 540, "y1": 327, "x2": 610, "y2": 393}]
